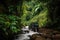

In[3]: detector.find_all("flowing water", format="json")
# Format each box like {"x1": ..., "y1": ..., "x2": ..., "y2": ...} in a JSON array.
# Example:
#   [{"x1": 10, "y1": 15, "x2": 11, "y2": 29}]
[{"x1": 14, "y1": 29, "x2": 38, "y2": 40}]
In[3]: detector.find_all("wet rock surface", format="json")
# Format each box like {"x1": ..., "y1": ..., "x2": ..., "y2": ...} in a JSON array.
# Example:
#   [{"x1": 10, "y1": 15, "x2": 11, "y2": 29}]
[
  {"x1": 14, "y1": 30, "x2": 38, "y2": 40},
  {"x1": 30, "y1": 28, "x2": 60, "y2": 40},
  {"x1": 14, "y1": 28, "x2": 60, "y2": 40}
]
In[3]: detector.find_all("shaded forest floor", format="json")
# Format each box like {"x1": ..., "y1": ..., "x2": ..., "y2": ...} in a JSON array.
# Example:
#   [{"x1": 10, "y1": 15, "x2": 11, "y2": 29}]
[{"x1": 30, "y1": 28, "x2": 60, "y2": 40}]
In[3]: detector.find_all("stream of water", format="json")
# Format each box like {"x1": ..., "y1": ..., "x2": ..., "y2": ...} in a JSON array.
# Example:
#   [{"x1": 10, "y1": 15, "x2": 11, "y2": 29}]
[{"x1": 14, "y1": 29, "x2": 38, "y2": 40}]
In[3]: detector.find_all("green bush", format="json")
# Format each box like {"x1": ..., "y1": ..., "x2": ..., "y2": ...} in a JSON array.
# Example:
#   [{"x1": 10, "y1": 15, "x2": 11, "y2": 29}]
[{"x1": 0, "y1": 14, "x2": 21, "y2": 38}]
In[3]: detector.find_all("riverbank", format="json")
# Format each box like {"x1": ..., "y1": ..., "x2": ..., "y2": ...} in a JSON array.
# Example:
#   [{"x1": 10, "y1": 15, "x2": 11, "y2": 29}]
[{"x1": 30, "y1": 28, "x2": 60, "y2": 40}]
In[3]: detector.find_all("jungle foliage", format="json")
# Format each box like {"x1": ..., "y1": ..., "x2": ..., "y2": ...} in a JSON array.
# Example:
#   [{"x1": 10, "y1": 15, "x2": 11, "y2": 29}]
[
  {"x1": 21, "y1": 0, "x2": 50, "y2": 27},
  {"x1": 0, "y1": 0, "x2": 22, "y2": 40},
  {"x1": 0, "y1": 0, "x2": 60, "y2": 40}
]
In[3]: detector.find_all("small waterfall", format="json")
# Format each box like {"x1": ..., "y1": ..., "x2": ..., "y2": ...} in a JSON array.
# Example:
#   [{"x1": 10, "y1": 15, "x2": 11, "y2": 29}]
[{"x1": 14, "y1": 26, "x2": 39, "y2": 40}]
